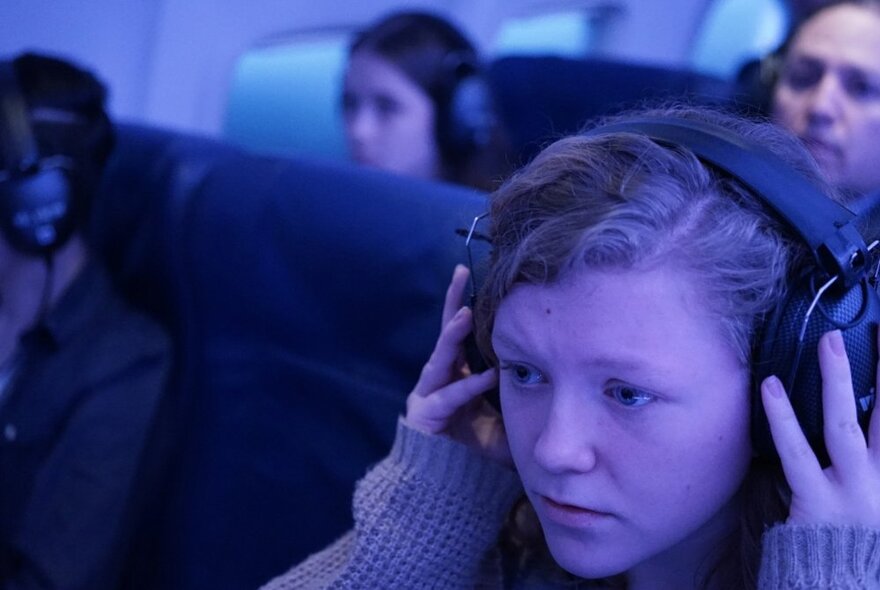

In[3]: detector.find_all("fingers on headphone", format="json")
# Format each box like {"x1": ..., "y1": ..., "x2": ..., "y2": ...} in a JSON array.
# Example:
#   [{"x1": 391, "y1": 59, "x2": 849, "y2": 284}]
[
  {"x1": 415, "y1": 306, "x2": 473, "y2": 397},
  {"x1": 761, "y1": 375, "x2": 824, "y2": 488},
  {"x1": 870, "y1": 328, "x2": 880, "y2": 463},
  {"x1": 818, "y1": 331, "x2": 869, "y2": 470},
  {"x1": 442, "y1": 264, "x2": 470, "y2": 327}
]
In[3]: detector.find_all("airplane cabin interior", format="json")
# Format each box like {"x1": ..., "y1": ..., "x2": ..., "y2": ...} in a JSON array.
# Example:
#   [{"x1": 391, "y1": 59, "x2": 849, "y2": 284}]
[{"x1": 0, "y1": 1, "x2": 817, "y2": 588}]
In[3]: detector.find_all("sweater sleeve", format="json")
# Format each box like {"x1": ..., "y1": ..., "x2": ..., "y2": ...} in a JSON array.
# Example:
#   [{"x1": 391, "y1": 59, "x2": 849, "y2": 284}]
[
  {"x1": 261, "y1": 419, "x2": 524, "y2": 590},
  {"x1": 758, "y1": 523, "x2": 880, "y2": 589}
]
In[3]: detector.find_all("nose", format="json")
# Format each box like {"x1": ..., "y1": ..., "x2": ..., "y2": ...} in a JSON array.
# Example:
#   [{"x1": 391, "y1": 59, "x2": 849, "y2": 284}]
[
  {"x1": 346, "y1": 107, "x2": 377, "y2": 146},
  {"x1": 532, "y1": 391, "x2": 599, "y2": 474},
  {"x1": 805, "y1": 73, "x2": 841, "y2": 129}
]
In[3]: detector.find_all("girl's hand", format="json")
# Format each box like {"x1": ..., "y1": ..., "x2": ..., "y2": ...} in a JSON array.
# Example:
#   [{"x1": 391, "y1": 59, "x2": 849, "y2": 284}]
[
  {"x1": 404, "y1": 265, "x2": 511, "y2": 465},
  {"x1": 761, "y1": 329, "x2": 880, "y2": 527}
]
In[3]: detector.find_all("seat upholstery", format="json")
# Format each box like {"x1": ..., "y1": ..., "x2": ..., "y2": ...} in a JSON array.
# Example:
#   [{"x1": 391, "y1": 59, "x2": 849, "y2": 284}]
[
  {"x1": 90, "y1": 124, "x2": 488, "y2": 590},
  {"x1": 487, "y1": 55, "x2": 736, "y2": 165}
]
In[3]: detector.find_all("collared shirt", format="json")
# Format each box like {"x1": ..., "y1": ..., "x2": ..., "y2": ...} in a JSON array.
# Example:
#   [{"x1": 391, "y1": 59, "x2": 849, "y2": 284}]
[
  {"x1": 0, "y1": 260, "x2": 170, "y2": 589},
  {"x1": 0, "y1": 356, "x2": 17, "y2": 408}
]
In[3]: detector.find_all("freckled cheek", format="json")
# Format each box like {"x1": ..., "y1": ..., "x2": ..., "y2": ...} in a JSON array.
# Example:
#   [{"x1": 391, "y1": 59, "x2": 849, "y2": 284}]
[
  {"x1": 635, "y1": 408, "x2": 751, "y2": 472},
  {"x1": 677, "y1": 420, "x2": 752, "y2": 487},
  {"x1": 500, "y1": 394, "x2": 546, "y2": 464}
]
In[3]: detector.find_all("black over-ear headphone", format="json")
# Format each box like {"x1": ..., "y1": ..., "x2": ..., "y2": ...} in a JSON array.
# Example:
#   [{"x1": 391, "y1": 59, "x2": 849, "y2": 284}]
[
  {"x1": 436, "y1": 50, "x2": 497, "y2": 158},
  {"x1": 585, "y1": 117, "x2": 880, "y2": 465},
  {"x1": 0, "y1": 60, "x2": 78, "y2": 256}
]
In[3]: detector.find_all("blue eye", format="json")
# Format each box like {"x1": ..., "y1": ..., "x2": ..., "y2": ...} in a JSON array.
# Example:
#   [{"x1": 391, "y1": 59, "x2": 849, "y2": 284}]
[
  {"x1": 607, "y1": 385, "x2": 654, "y2": 408},
  {"x1": 499, "y1": 362, "x2": 544, "y2": 385}
]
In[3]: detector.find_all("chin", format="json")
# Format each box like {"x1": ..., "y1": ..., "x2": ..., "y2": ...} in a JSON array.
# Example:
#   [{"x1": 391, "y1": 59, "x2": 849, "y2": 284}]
[
  {"x1": 550, "y1": 550, "x2": 628, "y2": 581},
  {"x1": 542, "y1": 526, "x2": 632, "y2": 581}
]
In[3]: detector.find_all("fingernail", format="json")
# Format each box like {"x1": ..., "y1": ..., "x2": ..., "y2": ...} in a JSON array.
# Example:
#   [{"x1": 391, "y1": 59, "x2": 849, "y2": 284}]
[
  {"x1": 763, "y1": 375, "x2": 785, "y2": 398},
  {"x1": 827, "y1": 330, "x2": 846, "y2": 357}
]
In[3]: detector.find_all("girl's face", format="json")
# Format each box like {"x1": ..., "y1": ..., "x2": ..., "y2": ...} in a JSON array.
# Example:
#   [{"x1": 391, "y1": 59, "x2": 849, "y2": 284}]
[
  {"x1": 494, "y1": 266, "x2": 752, "y2": 584},
  {"x1": 342, "y1": 50, "x2": 442, "y2": 181}
]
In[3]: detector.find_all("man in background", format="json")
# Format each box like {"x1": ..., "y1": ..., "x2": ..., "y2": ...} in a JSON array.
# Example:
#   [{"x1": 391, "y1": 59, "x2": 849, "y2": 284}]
[{"x1": 0, "y1": 52, "x2": 170, "y2": 589}]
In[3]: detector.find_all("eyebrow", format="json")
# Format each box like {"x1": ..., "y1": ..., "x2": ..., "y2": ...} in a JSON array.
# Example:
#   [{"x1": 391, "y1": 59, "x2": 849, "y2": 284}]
[{"x1": 491, "y1": 329, "x2": 656, "y2": 374}]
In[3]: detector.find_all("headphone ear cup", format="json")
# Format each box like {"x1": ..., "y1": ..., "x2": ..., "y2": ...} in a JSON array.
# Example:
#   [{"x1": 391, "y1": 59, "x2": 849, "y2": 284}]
[
  {"x1": 736, "y1": 51, "x2": 781, "y2": 115},
  {"x1": 436, "y1": 48, "x2": 497, "y2": 159},
  {"x1": 443, "y1": 74, "x2": 496, "y2": 155},
  {"x1": 752, "y1": 275, "x2": 880, "y2": 465},
  {"x1": 0, "y1": 163, "x2": 75, "y2": 255}
]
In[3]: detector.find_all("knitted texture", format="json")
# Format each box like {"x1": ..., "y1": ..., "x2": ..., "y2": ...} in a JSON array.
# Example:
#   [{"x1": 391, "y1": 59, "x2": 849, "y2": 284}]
[
  {"x1": 758, "y1": 524, "x2": 880, "y2": 589},
  {"x1": 262, "y1": 419, "x2": 523, "y2": 589},
  {"x1": 262, "y1": 421, "x2": 880, "y2": 589}
]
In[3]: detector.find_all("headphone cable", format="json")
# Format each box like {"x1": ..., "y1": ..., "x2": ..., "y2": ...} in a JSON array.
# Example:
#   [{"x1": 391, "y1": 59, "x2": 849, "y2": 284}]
[{"x1": 35, "y1": 254, "x2": 54, "y2": 327}]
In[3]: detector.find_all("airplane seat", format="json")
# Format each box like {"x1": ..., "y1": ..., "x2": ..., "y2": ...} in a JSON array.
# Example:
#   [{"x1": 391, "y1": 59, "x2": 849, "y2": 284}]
[
  {"x1": 88, "y1": 123, "x2": 488, "y2": 590},
  {"x1": 486, "y1": 55, "x2": 738, "y2": 165}
]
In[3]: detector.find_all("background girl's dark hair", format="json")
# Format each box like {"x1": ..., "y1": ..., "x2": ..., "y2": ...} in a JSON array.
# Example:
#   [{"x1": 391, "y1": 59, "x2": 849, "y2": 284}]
[{"x1": 350, "y1": 11, "x2": 477, "y2": 105}]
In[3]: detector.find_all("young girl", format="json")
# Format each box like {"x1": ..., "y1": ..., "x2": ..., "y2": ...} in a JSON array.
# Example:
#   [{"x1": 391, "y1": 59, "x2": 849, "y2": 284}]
[
  {"x1": 264, "y1": 105, "x2": 880, "y2": 589},
  {"x1": 341, "y1": 11, "x2": 510, "y2": 190}
]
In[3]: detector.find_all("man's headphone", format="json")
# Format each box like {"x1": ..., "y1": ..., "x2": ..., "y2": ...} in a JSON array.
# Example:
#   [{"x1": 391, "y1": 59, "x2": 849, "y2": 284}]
[
  {"x1": 734, "y1": 49, "x2": 784, "y2": 116},
  {"x1": 0, "y1": 60, "x2": 79, "y2": 256},
  {"x1": 584, "y1": 117, "x2": 879, "y2": 465},
  {"x1": 435, "y1": 50, "x2": 497, "y2": 159}
]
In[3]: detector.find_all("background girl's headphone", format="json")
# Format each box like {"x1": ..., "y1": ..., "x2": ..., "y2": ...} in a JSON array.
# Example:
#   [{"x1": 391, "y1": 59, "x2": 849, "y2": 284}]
[{"x1": 435, "y1": 49, "x2": 497, "y2": 159}]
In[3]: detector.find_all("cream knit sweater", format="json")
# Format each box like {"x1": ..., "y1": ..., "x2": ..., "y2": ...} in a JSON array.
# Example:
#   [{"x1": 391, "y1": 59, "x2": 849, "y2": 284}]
[{"x1": 263, "y1": 421, "x2": 880, "y2": 589}]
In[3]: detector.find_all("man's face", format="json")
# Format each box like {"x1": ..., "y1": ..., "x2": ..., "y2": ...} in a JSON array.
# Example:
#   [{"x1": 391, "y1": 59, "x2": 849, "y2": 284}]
[{"x1": 773, "y1": 4, "x2": 880, "y2": 195}]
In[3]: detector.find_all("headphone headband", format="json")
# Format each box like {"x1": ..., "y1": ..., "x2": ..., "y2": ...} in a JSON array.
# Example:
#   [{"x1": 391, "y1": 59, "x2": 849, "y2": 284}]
[
  {"x1": 583, "y1": 116, "x2": 879, "y2": 464},
  {"x1": 584, "y1": 117, "x2": 869, "y2": 288},
  {"x1": 0, "y1": 61, "x2": 40, "y2": 175}
]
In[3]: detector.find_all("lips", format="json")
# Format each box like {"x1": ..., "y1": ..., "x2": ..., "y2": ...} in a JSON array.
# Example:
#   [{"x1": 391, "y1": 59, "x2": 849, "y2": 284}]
[{"x1": 538, "y1": 494, "x2": 613, "y2": 527}]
